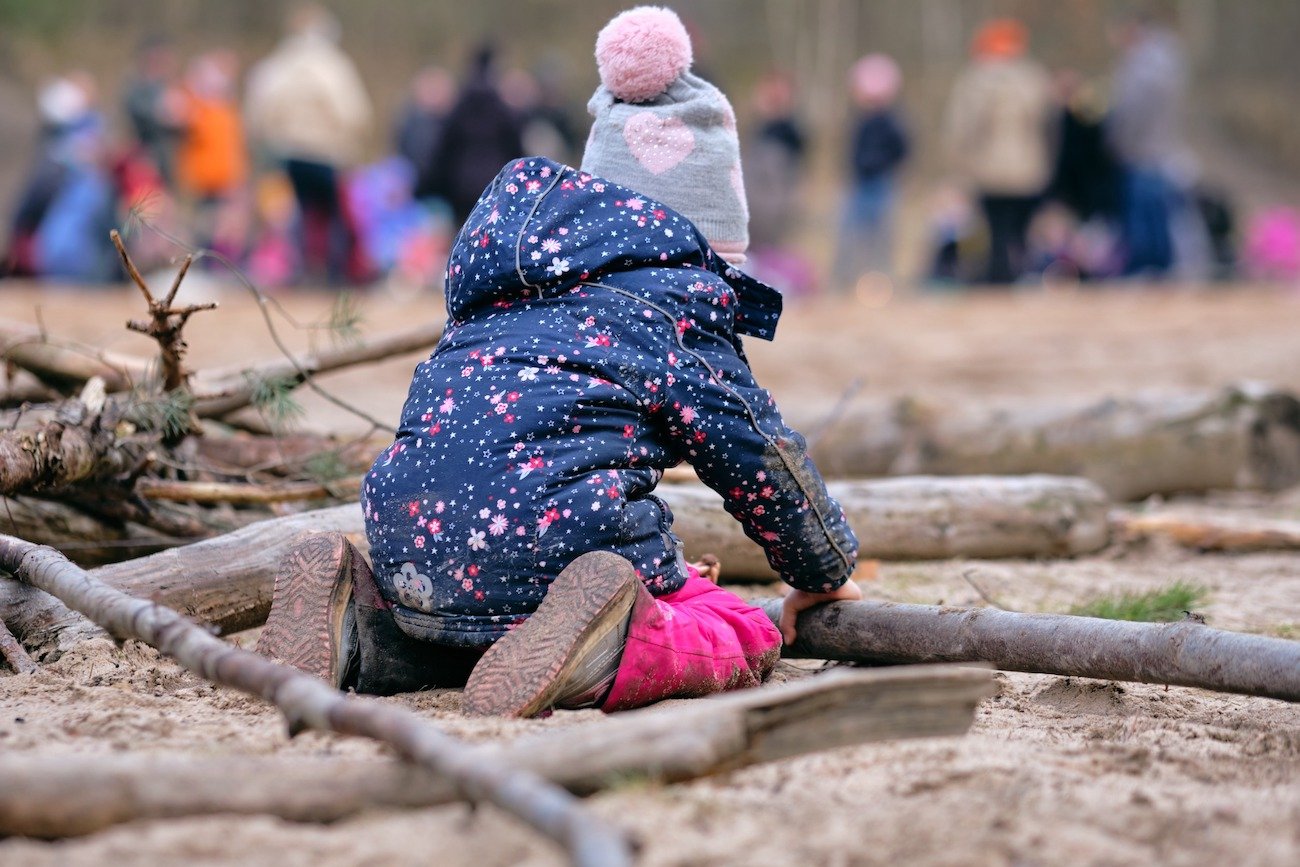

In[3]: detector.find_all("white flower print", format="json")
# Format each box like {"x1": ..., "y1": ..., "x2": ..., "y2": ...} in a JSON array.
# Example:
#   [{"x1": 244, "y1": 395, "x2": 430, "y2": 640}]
[
  {"x1": 478, "y1": 508, "x2": 491, "y2": 520},
  {"x1": 530, "y1": 251, "x2": 542, "y2": 261},
  {"x1": 518, "y1": 367, "x2": 538, "y2": 381},
  {"x1": 541, "y1": 238, "x2": 562, "y2": 254},
  {"x1": 467, "y1": 529, "x2": 487, "y2": 551},
  {"x1": 488, "y1": 514, "x2": 508, "y2": 536},
  {"x1": 546, "y1": 257, "x2": 570, "y2": 276}
]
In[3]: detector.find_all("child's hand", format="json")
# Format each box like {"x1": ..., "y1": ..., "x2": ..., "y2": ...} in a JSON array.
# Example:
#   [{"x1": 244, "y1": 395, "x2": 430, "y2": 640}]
[
  {"x1": 779, "y1": 581, "x2": 863, "y2": 645},
  {"x1": 690, "y1": 554, "x2": 721, "y2": 583}
]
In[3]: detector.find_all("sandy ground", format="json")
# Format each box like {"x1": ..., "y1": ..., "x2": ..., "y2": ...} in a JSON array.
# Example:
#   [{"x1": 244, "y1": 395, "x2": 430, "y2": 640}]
[{"x1": 2, "y1": 282, "x2": 1300, "y2": 866}]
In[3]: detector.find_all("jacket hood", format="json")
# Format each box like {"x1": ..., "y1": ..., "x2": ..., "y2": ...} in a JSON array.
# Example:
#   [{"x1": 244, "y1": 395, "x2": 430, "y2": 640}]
[{"x1": 444, "y1": 156, "x2": 781, "y2": 340}]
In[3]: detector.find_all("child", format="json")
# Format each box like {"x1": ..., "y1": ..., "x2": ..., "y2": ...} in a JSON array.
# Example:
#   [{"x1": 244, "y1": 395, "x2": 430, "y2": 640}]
[{"x1": 258, "y1": 6, "x2": 861, "y2": 717}]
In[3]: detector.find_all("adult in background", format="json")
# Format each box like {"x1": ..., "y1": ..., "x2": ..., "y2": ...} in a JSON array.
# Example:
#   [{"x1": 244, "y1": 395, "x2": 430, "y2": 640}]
[
  {"x1": 122, "y1": 35, "x2": 183, "y2": 190},
  {"x1": 832, "y1": 54, "x2": 909, "y2": 290},
  {"x1": 245, "y1": 4, "x2": 373, "y2": 284},
  {"x1": 429, "y1": 45, "x2": 524, "y2": 225},
  {"x1": 945, "y1": 19, "x2": 1053, "y2": 286},
  {"x1": 1106, "y1": 14, "x2": 1204, "y2": 278},
  {"x1": 393, "y1": 66, "x2": 455, "y2": 203}
]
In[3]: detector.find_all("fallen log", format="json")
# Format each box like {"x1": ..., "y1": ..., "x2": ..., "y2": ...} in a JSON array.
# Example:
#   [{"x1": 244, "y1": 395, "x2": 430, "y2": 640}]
[
  {"x1": 763, "y1": 598, "x2": 1300, "y2": 702},
  {"x1": 1115, "y1": 511, "x2": 1300, "y2": 553},
  {"x1": 0, "y1": 617, "x2": 35, "y2": 674},
  {"x1": 805, "y1": 384, "x2": 1300, "y2": 501},
  {"x1": 0, "y1": 504, "x2": 365, "y2": 658},
  {"x1": 662, "y1": 475, "x2": 1110, "y2": 579},
  {"x1": 0, "y1": 419, "x2": 152, "y2": 498},
  {"x1": 0, "y1": 535, "x2": 632, "y2": 866},
  {"x1": 0, "y1": 475, "x2": 1111, "y2": 655},
  {"x1": 0, "y1": 664, "x2": 993, "y2": 837},
  {"x1": 0, "y1": 496, "x2": 208, "y2": 566}
]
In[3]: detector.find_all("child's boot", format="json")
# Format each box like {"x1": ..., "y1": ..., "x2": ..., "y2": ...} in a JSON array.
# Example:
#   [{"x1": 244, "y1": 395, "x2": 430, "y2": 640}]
[
  {"x1": 462, "y1": 551, "x2": 643, "y2": 717},
  {"x1": 256, "y1": 531, "x2": 359, "y2": 688}
]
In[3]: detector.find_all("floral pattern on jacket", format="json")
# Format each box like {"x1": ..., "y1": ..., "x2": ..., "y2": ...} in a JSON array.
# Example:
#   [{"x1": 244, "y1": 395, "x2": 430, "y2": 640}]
[{"x1": 363, "y1": 157, "x2": 858, "y2": 646}]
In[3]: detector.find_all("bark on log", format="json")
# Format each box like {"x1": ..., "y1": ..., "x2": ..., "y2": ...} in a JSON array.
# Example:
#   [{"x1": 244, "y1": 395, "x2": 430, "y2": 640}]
[
  {"x1": 0, "y1": 496, "x2": 203, "y2": 566},
  {"x1": 661, "y1": 475, "x2": 1110, "y2": 580},
  {"x1": 0, "y1": 617, "x2": 36, "y2": 674},
  {"x1": 806, "y1": 384, "x2": 1300, "y2": 501},
  {"x1": 0, "y1": 535, "x2": 632, "y2": 867},
  {"x1": 191, "y1": 321, "x2": 443, "y2": 419},
  {"x1": 762, "y1": 598, "x2": 1300, "y2": 702},
  {"x1": 0, "y1": 420, "x2": 152, "y2": 497},
  {"x1": 1115, "y1": 511, "x2": 1300, "y2": 553},
  {"x1": 0, "y1": 665, "x2": 993, "y2": 837}
]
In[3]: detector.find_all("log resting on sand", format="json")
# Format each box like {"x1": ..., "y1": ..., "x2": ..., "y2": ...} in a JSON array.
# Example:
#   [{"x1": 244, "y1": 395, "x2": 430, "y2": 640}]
[
  {"x1": 0, "y1": 475, "x2": 1108, "y2": 656},
  {"x1": 0, "y1": 665, "x2": 994, "y2": 838},
  {"x1": 805, "y1": 384, "x2": 1300, "y2": 501},
  {"x1": 0, "y1": 534, "x2": 631, "y2": 867},
  {"x1": 762, "y1": 598, "x2": 1300, "y2": 703}
]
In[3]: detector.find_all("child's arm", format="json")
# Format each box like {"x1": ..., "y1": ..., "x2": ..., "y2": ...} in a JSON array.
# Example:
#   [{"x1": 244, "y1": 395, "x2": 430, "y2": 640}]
[{"x1": 663, "y1": 326, "x2": 860, "y2": 596}]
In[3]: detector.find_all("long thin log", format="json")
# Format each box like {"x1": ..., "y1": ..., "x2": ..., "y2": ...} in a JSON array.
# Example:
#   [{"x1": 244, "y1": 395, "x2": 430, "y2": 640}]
[
  {"x1": 662, "y1": 475, "x2": 1110, "y2": 579},
  {"x1": 1116, "y1": 511, "x2": 1300, "y2": 553},
  {"x1": 0, "y1": 665, "x2": 993, "y2": 837},
  {"x1": 135, "y1": 476, "x2": 363, "y2": 505},
  {"x1": 0, "y1": 535, "x2": 632, "y2": 866},
  {"x1": 191, "y1": 321, "x2": 444, "y2": 418},
  {"x1": 0, "y1": 475, "x2": 1112, "y2": 655},
  {"x1": 804, "y1": 384, "x2": 1300, "y2": 501},
  {"x1": 762, "y1": 598, "x2": 1300, "y2": 702}
]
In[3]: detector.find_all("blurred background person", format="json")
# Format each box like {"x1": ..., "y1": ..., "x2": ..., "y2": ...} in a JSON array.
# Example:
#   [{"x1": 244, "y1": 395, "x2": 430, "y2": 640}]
[
  {"x1": 945, "y1": 19, "x2": 1053, "y2": 286},
  {"x1": 24, "y1": 74, "x2": 117, "y2": 283},
  {"x1": 122, "y1": 35, "x2": 183, "y2": 191},
  {"x1": 744, "y1": 69, "x2": 814, "y2": 296},
  {"x1": 832, "y1": 53, "x2": 908, "y2": 292},
  {"x1": 176, "y1": 50, "x2": 250, "y2": 261},
  {"x1": 245, "y1": 4, "x2": 373, "y2": 285},
  {"x1": 393, "y1": 65, "x2": 455, "y2": 204},
  {"x1": 1106, "y1": 12, "x2": 1206, "y2": 279},
  {"x1": 429, "y1": 44, "x2": 523, "y2": 225}
]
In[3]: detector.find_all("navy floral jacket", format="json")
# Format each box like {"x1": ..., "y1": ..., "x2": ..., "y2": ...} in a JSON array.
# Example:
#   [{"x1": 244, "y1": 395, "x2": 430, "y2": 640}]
[{"x1": 363, "y1": 157, "x2": 858, "y2": 647}]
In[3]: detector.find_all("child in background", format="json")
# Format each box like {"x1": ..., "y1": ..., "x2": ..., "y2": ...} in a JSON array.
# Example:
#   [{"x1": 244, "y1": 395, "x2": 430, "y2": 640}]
[
  {"x1": 832, "y1": 53, "x2": 910, "y2": 291},
  {"x1": 258, "y1": 6, "x2": 861, "y2": 717}
]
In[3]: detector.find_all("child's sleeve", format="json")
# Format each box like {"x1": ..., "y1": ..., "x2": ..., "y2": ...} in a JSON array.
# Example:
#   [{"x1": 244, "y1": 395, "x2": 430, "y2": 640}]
[{"x1": 662, "y1": 326, "x2": 860, "y2": 593}]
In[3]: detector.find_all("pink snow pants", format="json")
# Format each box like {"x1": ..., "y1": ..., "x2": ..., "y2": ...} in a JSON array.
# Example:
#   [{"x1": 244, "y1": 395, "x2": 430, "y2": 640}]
[{"x1": 600, "y1": 568, "x2": 783, "y2": 712}]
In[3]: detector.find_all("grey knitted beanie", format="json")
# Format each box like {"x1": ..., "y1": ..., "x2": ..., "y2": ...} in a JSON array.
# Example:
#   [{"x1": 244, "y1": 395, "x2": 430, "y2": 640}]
[{"x1": 581, "y1": 6, "x2": 750, "y2": 263}]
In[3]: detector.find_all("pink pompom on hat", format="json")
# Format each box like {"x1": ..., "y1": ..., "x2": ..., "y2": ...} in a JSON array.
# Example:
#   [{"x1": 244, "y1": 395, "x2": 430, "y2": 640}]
[
  {"x1": 582, "y1": 6, "x2": 750, "y2": 264},
  {"x1": 851, "y1": 53, "x2": 902, "y2": 106}
]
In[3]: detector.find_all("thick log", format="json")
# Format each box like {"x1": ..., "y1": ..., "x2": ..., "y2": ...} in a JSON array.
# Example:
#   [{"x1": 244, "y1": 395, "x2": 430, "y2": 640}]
[
  {"x1": 0, "y1": 496, "x2": 201, "y2": 566},
  {"x1": 1116, "y1": 511, "x2": 1300, "y2": 553},
  {"x1": 0, "y1": 504, "x2": 364, "y2": 658},
  {"x1": 0, "y1": 665, "x2": 993, "y2": 837},
  {"x1": 806, "y1": 384, "x2": 1300, "y2": 501},
  {"x1": 660, "y1": 475, "x2": 1110, "y2": 580},
  {"x1": 0, "y1": 475, "x2": 1111, "y2": 654},
  {"x1": 0, "y1": 535, "x2": 632, "y2": 866},
  {"x1": 762, "y1": 598, "x2": 1300, "y2": 702}
]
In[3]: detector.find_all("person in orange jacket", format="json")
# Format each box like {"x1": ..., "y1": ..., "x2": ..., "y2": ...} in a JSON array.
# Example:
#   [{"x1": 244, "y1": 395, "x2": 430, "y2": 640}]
[{"x1": 177, "y1": 50, "x2": 250, "y2": 259}]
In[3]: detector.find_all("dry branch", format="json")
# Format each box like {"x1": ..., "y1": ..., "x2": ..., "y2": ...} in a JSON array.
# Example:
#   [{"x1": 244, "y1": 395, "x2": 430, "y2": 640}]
[
  {"x1": 0, "y1": 535, "x2": 632, "y2": 866},
  {"x1": 763, "y1": 598, "x2": 1300, "y2": 702},
  {"x1": 191, "y1": 321, "x2": 444, "y2": 418},
  {"x1": 804, "y1": 384, "x2": 1300, "y2": 501},
  {"x1": 0, "y1": 665, "x2": 993, "y2": 837},
  {"x1": 1115, "y1": 511, "x2": 1300, "y2": 553},
  {"x1": 0, "y1": 318, "x2": 148, "y2": 392}
]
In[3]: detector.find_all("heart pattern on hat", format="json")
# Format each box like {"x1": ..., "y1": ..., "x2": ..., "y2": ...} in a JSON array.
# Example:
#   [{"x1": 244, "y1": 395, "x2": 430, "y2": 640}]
[{"x1": 623, "y1": 111, "x2": 695, "y2": 175}]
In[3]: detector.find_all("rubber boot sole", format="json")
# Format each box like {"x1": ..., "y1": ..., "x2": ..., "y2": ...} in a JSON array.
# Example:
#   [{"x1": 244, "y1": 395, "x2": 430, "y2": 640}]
[
  {"x1": 255, "y1": 531, "x2": 355, "y2": 688},
  {"x1": 462, "y1": 551, "x2": 638, "y2": 718}
]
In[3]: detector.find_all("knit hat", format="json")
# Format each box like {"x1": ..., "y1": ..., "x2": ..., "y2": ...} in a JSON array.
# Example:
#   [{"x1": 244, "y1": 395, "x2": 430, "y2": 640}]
[{"x1": 581, "y1": 6, "x2": 750, "y2": 264}]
